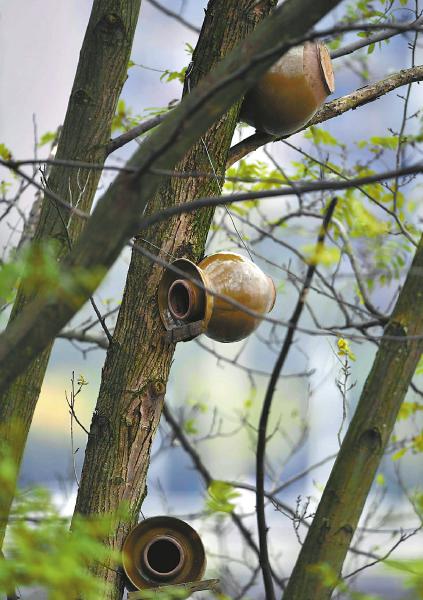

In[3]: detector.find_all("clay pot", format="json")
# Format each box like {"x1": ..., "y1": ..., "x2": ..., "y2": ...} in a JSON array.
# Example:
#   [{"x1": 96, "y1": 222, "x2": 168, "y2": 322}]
[
  {"x1": 122, "y1": 516, "x2": 206, "y2": 590},
  {"x1": 240, "y1": 41, "x2": 335, "y2": 136},
  {"x1": 158, "y1": 252, "x2": 276, "y2": 343}
]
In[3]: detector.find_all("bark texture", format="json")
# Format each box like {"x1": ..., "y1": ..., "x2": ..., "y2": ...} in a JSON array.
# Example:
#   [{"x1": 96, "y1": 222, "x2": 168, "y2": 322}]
[
  {"x1": 283, "y1": 234, "x2": 423, "y2": 600},
  {"x1": 0, "y1": 0, "x2": 141, "y2": 545},
  {"x1": 73, "y1": 2, "x2": 277, "y2": 598}
]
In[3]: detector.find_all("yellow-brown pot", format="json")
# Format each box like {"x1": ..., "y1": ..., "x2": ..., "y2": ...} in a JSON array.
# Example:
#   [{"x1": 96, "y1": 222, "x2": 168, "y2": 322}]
[
  {"x1": 240, "y1": 41, "x2": 335, "y2": 136},
  {"x1": 158, "y1": 252, "x2": 276, "y2": 343},
  {"x1": 122, "y1": 516, "x2": 206, "y2": 590}
]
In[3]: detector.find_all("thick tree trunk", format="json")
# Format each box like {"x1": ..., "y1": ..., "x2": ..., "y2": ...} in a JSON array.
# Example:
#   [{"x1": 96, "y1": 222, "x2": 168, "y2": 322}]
[
  {"x1": 73, "y1": 1, "x2": 277, "y2": 598},
  {"x1": 0, "y1": 0, "x2": 142, "y2": 546},
  {"x1": 283, "y1": 234, "x2": 423, "y2": 600}
]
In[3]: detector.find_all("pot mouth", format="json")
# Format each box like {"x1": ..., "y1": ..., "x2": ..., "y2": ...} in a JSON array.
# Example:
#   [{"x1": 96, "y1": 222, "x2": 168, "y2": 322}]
[
  {"x1": 158, "y1": 258, "x2": 214, "y2": 337},
  {"x1": 142, "y1": 535, "x2": 185, "y2": 580},
  {"x1": 168, "y1": 279, "x2": 196, "y2": 321}
]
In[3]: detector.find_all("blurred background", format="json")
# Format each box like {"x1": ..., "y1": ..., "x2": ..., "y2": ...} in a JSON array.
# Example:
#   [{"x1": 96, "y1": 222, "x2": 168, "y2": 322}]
[{"x1": 0, "y1": 1, "x2": 422, "y2": 598}]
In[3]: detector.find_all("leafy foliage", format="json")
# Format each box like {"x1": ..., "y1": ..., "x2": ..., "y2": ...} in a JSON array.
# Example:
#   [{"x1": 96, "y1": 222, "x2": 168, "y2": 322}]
[
  {"x1": 337, "y1": 338, "x2": 357, "y2": 362},
  {"x1": 0, "y1": 143, "x2": 12, "y2": 161},
  {"x1": 0, "y1": 441, "x2": 121, "y2": 599},
  {"x1": 37, "y1": 131, "x2": 58, "y2": 148},
  {"x1": 0, "y1": 241, "x2": 105, "y2": 308}
]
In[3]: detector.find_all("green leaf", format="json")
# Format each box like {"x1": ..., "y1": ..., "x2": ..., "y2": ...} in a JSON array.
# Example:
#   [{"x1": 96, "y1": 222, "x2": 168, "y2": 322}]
[
  {"x1": 306, "y1": 126, "x2": 340, "y2": 146},
  {"x1": 392, "y1": 448, "x2": 407, "y2": 461},
  {"x1": 398, "y1": 401, "x2": 423, "y2": 420},
  {"x1": 369, "y1": 136, "x2": 398, "y2": 150},
  {"x1": 301, "y1": 243, "x2": 341, "y2": 267},
  {"x1": 185, "y1": 42, "x2": 194, "y2": 55},
  {"x1": 160, "y1": 66, "x2": 187, "y2": 84},
  {"x1": 0, "y1": 142, "x2": 12, "y2": 160},
  {"x1": 183, "y1": 418, "x2": 198, "y2": 435},
  {"x1": 0, "y1": 442, "x2": 122, "y2": 600},
  {"x1": 38, "y1": 130, "x2": 57, "y2": 147},
  {"x1": 206, "y1": 481, "x2": 240, "y2": 514}
]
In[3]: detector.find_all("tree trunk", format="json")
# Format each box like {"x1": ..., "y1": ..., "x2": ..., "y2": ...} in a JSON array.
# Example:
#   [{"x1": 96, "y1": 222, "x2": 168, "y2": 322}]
[
  {"x1": 0, "y1": 0, "x2": 142, "y2": 546},
  {"x1": 73, "y1": 1, "x2": 277, "y2": 598},
  {"x1": 283, "y1": 234, "x2": 423, "y2": 600}
]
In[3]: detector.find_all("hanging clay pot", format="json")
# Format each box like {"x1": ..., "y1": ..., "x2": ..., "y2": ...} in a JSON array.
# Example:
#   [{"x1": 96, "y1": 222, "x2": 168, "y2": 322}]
[
  {"x1": 240, "y1": 41, "x2": 335, "y2": 136},
  {"x1": 158, "y1": 252, "x2": 276, "y2": 343},
  {"x1": 122, "y1": 516, "x2": 206, "y2": 590}
]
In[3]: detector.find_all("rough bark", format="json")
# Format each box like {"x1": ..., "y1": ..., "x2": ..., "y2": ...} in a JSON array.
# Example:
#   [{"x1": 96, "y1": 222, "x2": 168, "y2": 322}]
[
  {"x1": 0, "y1": 0, "x2": 142, "y2": 545},
  {"x1": 283, "y1": 234, "x2": 423, "y2": 600},
  {"x1": 73, "y1": 2, "x2": 277, "y2": 598}
]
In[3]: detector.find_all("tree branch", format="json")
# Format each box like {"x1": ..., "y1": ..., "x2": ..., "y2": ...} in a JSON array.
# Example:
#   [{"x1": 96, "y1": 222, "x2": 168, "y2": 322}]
[
  {"x1": 256, "y1": 198, "x2": 337, "y2": 600},
  {"x1": 228, "y1": 65, "x2": 423, "y2": 166},
  {"x1": 138, "y1": 162, "x2": 423, "y2": 229},
  {"x1": 146, "y1": 0, "x2": 201, "y2": 34},
  {"x1": 162, "y1": 403, "x2": 284, "y2": 590},
  {"x1": 284, "y1": 234, "x2": 423, "y2": 600},
  {"x1": 331, "y1": 14, "x2": 423, "y2": 59},
  {"x1": 58, "y1": 330, "x2": 109, "y2": 349},
  {"x1": 0, "y1": 0, "x2": 143, "y2": 549},
  {"x1": 106, "y1": 112, "x2": 171, "y2": 155}
]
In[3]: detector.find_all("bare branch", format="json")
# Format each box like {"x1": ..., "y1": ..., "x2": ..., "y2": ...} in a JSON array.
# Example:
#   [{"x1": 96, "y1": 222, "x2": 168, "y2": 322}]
[
  {"x1": 58, "y1": 330, "x2": 109, "y2": 349},
  {"x1": 146, "y1": 0, "x2": 201, "y2": 34},
  {"x1": 161, "y1": 403, "x2": 284, "y2": 589},
  {"x1": 255, "y1": 198, "x2": 337, "y2": 599},
  {"x1": 331, "y1": 14, "x2": 423, "y2": 59},
  {"x1": 344, "y1": 527, "x2": 422, "y2": 580},
  {"x1": 106, "y1": 112, "x2": 171, "y2": 155},
  {"x1": 139, "y1": 162, "x2": 423, "y2": 229}
]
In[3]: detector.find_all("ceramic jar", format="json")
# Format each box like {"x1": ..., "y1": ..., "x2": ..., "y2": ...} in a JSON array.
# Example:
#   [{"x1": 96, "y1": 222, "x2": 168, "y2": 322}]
[
  {"x1": 122, "y1": 516, "x2": 206, "y2": 590},
  {"x1": 158, "y1": 252, "x2": 276, "y2": 343},
  {"x1": 240, "y1": 41, "x2": 335, "y2": 136}
]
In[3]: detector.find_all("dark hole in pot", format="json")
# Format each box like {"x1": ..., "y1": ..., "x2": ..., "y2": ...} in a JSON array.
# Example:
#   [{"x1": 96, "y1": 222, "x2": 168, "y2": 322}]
[
  {"x1": 168, "y1": 280, "x2": 191, "y2": 320},
  {"x1": 145, "y1": 537, "x2": 184, "y2": 576}
]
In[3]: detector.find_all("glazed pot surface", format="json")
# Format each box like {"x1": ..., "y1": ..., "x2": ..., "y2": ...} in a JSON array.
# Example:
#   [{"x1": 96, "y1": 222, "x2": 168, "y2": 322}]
[
  {"x1": 199, "y1": 253, "x2": 275, "y2": 342},
  {"x1": 240, "y1": 41, "x2": 334, "y2": 136},
  {"x1": 158, "y1": 253, "x2": 275, "y2": 343}
]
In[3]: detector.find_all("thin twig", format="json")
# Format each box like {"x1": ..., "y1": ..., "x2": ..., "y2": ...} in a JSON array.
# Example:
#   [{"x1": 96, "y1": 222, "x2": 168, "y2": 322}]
[
  {"x1": 107, "y1": 112, "x2": 171, "y2": 155},
  {"x1": 146, "y1": 0, "x2": 200, "y2": 33},
  {"x1": 331, "y1": 14, "x2": 423, "y2": 59},
  {"x1": 161, "y1": 403, "x2": 285, "y2": 590},
  {"x1": 255, "y1": 198, "x2": 338, "y2": 600}
]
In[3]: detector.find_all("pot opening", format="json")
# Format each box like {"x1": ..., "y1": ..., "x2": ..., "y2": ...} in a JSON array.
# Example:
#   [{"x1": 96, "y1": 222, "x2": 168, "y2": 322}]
[
  {"x1": 168, "y1": 279, "x2": 199, "y2": 321},
  {"x1": 143, "y1": 535, "x2": 184, "y2": 579}
]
